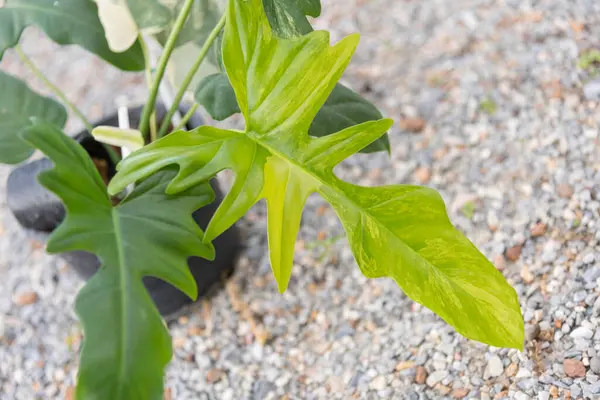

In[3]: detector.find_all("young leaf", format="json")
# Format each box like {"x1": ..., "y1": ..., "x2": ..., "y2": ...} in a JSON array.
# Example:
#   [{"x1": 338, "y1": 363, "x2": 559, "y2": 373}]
[
  {"x1": 23, "y1": 123, "x2": 215, "y2": 399},
  {"x1": 0, "y1": 0, "x2": 145, "y2": 71},
  {"x1": 311, "y1": 83, "x2": 390, "y2": 154},
  {"x1": 111, "y1": 0, "x2": 524, "y2": 349},
  {"x1": 195, "y1": 73, "x2": 240, "y2": 120},
  {"x1": 0, "y1": 71, "x2": 67, "y2": 164},
  {"x1": 92, "y1": 126, "x2": 144, "y2": 152},
  {"x1": 262, "y1": 0, "x2": 321, "y2": 38}
]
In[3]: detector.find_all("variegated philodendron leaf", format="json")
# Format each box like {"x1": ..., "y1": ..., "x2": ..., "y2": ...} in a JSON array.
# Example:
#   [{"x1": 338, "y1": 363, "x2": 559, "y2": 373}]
[{"x1": 110, "y1": 0, "x2": 524, "y2": 350}]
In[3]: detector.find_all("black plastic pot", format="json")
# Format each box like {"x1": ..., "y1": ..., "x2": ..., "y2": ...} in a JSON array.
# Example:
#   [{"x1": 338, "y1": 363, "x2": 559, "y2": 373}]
[{"x1": 6, "y1": 104, "x2": 241, "y2": 315}]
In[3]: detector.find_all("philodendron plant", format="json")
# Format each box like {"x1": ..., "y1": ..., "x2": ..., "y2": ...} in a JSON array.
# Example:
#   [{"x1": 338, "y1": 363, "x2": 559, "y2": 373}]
[{"x1": 0, "y1": 0, "x2": 524, "y2": 398}]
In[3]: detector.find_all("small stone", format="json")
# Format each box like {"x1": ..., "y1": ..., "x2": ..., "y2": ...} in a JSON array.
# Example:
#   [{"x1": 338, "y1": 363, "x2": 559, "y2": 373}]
[
  {"x1": 557, "y1": 184, "x2": 574, "y2": 199},
  {"x1": 549, "y1": 386, "x2": 559, "y2": 397},
  {"x1": 493, "y1": 254, "x2": 506, "y2": 271},
  {"x1": 415, "y1": 366, "x2": 427, "y2": 384},
  {"x1": 516, "y1": 368, "x2": 532, "y2": 379},
  {"x1": 538, "y1": 390, "x2": 550, "y2": 400},
  {"x1": 564, "y1": 358, "x2": 586, "y2": 377},
  {"x1": 206, "y1": 368, "x2": 224, "y2": 383},
  {"x1": 414, "y1": 167, "x2": 431, "y2": 184},
  {"x1": 590, "y1": 357, "x2": 600, "y2": 374},
  {"x1": 452, "y1": 388, "x2": 470, "y2": 399},
  {"x1": 395, "y1": 361, "x2": 416, "y2": 371},
  {"x1": 583, "y1": 80, "x2": 600, "y2": 101},
  {"x1": 505, "y1": 245, "x2": 522, "y2": 262},
  {"x1": 525, "y1": 324, "x2": 541, "y2": 341},
  {"x1": 505, "y1": 363, "x2": 519, "y2": 377},
  {"x1": 570, "y1": 327, "x2": 593, "y2": 339},
  {"x1": 400, "y1": 117, "x2": 426, "y2": 133},
  {"x1": 172, "y1": 336, "x2": 186, "y2": 349},
  {"x1": 13, "y1": 291, "x2": 39, "y2": 306},
  {"x1": 514, "y1": 392, "x2": 530, "y2": 400},
  {"x1": 426, "y1": 370, "x2": 448, "y2": 387},
  {"x1": 370, "y1": 375, "x2": 387, "y2": 391},
  {"x1": 530, "y1": 222, "x2": 547, "y2": 237},
  {"x1": 327, "y1": 376, "x2": 344, "y2": 393},
  {"x1": 484, "y1": 356, "x2": 504, "y2": 379}
]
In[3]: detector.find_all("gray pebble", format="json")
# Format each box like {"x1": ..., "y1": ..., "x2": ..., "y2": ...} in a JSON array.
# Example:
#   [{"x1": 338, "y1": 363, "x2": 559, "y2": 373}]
[
  {"x1": 583, "y1": 80, "x2": 600, "y2": 101},
  {"x1": 426, "y1": 370, "x2": 448, "y2": 387}
]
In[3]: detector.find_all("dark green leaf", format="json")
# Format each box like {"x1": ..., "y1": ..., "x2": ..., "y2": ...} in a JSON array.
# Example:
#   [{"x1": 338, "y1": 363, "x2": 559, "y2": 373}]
[
  {"x1": 111, "y1": 0, "x2": 524, "y2": 349},
  {"x1": 0, "y1": 0, "x2": 145, "y2": 71},
  {"x1": 23, "y1": 123, "x2": 215, "y2": 399},
  {"x1": 195, "y1": 73, "x2": 240, "y2": 120},
  {"x1": 262, "y1": 0, "x2": 320, "y2": 38},
  {"x1": 0, "y1": 71, "x2": 67, "y2": 164},
  {"x1": 311, "y1": 83, "x2": 390, "y2": 154}
]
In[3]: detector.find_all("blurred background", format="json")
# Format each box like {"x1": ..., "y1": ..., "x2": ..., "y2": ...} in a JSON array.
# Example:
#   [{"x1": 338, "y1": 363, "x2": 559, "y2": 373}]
[{"x1": 1, "y1": 0, "x2": 600, "y2": 399}]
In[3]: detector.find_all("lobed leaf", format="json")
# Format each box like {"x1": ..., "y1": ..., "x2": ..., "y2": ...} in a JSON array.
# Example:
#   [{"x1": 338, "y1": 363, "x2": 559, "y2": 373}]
[
  {"x1": 0, "y1": 0, "x2": 145, "y2": 71},
  {"x1": 0, "y1": 71, "x2": 67, "y2": 164},
  {"x1": 111, "y1": 0, "x2": 524, "y2": 349},
  {"x1": 23, "y1": 124, "x2": 215, "y2": 399}
]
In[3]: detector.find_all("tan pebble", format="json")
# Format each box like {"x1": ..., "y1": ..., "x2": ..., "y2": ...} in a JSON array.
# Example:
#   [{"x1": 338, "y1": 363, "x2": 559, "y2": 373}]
[
  {"x1": 530, "y1": 222, "x2": 547, "y2": 237},
  {"x1": 164, "y1": 387, "x2": 172, "y2": 400},
  {"x1": 505, "y1": 245, "x2": 522, "y2": 262},
  {"x1": 493, "y1": 255, "x2": 506, "y2": 271},
  {"x1": 178, "y1": 316, "x2": 189, "y2": 325},
  {"x1": 414, "y1": 167, "x2": 431, "y2": 184},
  {"x1": 433, "y1": 147, "x2": 448, "y2": 161},
  {"x1": 368, "y1": 168, "x2": 382, "y2": 181},
  {"x1": 554, "y1": 319, "x2": 563, "y2": 329},
  {"x1": 206, "y1": 368, "x2": 224, "y2": 383},
  {"x1": 65, "y1": 386, "x2": 74, "y2": 400},
  {"x1": 452, "y1": 388, "x2": 469, "y2": 399},
  {"x1": 564, "y1": 358, "x2": 586, "y2": 377},
  {"x1": 520, "y1": 265, "x2": 534, "y2": 284},
  {"x1": 14, "y1": 291, "x2": 38, "y2": 306},
  {"x1": 415, "y1": 366, "x2": 427, "y2": 384},
  {"x1": 505, "y1": 363, "x2": 518, "y2": 377},
  {"x1": 172, "y1": 336, "x2": 186, "y2": 349},
  {"x1": 494, "y1": 391, "x2": 508, "y2": 399},
  {"x1": 549, "y1": 385, "x2": 559, "y2": 398},
  {"x1": 557, "y1": 183, "x2": 574, "y2": 199},
  {"x1": 395, "y1": 361, "x2": 415, "y2": 371},
  {"x1": 400, "y1": 117, "x2": 426, "y2": 133}
]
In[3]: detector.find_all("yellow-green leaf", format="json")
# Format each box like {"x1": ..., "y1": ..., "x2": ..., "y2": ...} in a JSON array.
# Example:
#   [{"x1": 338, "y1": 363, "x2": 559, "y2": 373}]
[{"x1": 111, "y1": 0, "x2": 523, "y2": 349}]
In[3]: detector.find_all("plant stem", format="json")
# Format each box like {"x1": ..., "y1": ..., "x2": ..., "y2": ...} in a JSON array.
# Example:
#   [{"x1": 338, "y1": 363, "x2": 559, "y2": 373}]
[
  {"x1": 139, "y1": 35, "x2": 157, "y2": 142},
  {"x1": 157, "y1": 13, "x2": 226, "y2": 138},
  {"x1": 138, "y1": 0, "x2": 196, "y2": 139},
  {"x1": 16, "y1": 45, "x2": 93, "y2": 132},
  {"x1": 15, "y1": 45, "x2": 120, "y2": 165},
  {"x1": 174, "y1": 103, "x2": 199, "y2": 131}
]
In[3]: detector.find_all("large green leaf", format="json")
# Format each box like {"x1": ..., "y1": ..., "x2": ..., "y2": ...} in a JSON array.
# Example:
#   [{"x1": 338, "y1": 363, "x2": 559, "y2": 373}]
[
  {"x1": 311, "y1": 83, "x2": 390, "y2": 154},
  {"x1": 262, "y1": 0, "x2": 320, "y2": 38},
  {"x1": 110, "y1": 0, "x2": 523, "y2": 349},
  {"x1": 23, "y1": 123, "x2": 215, "y2": 399},
  {"x1": 0, "y1": 71, "x2": 67, "y2": 164},
  {"x1": 0, "y1": 0, "x2": 145, "y2": 71}
]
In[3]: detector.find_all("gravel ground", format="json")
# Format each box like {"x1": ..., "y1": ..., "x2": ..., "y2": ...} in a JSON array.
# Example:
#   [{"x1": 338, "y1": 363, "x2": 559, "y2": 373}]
[{"x1": 2, "y1": 0, "x2": 600, "y2": 399}]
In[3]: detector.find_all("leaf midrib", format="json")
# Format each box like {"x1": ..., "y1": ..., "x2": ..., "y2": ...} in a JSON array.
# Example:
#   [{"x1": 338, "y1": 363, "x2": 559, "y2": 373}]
[{"x1": 111, "y1": 209, "x2": 130, "y2": 398}]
